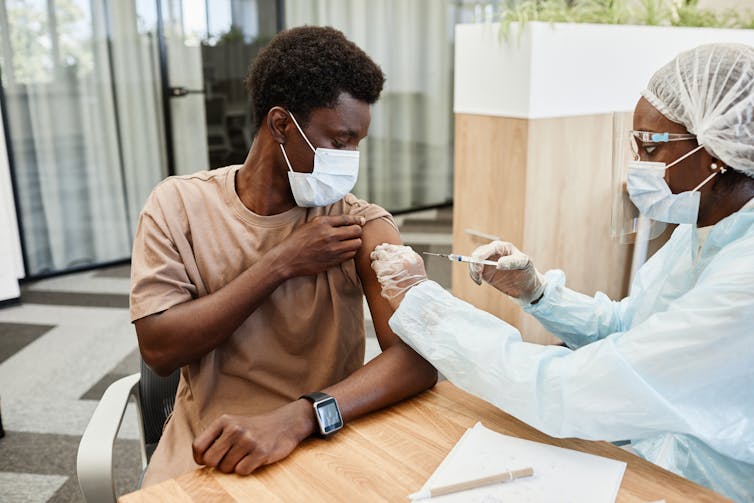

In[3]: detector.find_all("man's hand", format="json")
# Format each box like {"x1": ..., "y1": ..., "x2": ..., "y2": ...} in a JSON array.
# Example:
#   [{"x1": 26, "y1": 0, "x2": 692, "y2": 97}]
[
  {"x1": 192, "y1": 400, "x2": 314, "y2": 475},
  {"x1": 271, "y1": 215, "x2": 366, "y2": 279}
]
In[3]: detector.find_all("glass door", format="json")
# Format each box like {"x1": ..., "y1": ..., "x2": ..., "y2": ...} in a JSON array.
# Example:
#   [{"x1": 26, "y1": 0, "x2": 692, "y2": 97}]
[
  {"x1": 0, "y1": 0, "x2": 166, "y2": 276},
  {"x1": 158, "y1": 0, "x2": 282, "y2": 175},
  {"x1": 0, "y1": 0, "x2": 280, "y2": 277}
]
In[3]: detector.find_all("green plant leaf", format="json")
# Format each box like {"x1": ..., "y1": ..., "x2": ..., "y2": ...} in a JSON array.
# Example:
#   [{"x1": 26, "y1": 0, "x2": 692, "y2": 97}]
[{"x1": 496, "y1": 0, "x2": 753, "y2": 41}]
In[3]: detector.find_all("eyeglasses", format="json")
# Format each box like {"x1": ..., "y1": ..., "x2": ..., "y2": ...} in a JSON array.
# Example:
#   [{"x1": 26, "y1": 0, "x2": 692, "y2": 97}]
[{"x1": 629, "y1": 130, "x2": 697, "y2": 157}]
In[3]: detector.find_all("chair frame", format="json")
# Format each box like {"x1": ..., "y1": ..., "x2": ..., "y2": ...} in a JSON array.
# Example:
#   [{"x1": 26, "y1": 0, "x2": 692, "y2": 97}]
[
  {"x1": 78, "y1": 358, "x2": 181, "y2": 502},
  {"x1": 77, "y1": 373, "x2": 146, "y2": 503}
]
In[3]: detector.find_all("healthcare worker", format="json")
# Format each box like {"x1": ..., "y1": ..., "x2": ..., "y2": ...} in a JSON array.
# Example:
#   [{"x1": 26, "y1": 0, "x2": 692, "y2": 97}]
[{"x1": 371, "y1": 43, "x2": 754, "y2": 502}]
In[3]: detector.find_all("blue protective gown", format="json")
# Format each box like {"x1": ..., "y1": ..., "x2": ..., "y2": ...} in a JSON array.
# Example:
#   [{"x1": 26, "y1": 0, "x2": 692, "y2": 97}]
[{"x1": 390, "y1": 206, "x2": 754, "y2": 502}]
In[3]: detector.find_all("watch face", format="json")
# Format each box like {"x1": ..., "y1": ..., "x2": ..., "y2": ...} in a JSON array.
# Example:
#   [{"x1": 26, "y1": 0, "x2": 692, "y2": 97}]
[{"x1": 316, "y1": 397, "x2": 343, "y2": 434}]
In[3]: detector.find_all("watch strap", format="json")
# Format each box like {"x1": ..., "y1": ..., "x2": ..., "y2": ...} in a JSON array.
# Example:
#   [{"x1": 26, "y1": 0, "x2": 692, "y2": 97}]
[{"x1": 300, "y1": 391, "x2": 330, "y2": 403}]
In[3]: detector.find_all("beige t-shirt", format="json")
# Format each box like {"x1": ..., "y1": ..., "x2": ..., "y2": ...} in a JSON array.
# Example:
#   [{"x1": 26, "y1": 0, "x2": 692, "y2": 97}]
[{"x1": 130, "y1": 165, "x2": 397, "y2": 485}]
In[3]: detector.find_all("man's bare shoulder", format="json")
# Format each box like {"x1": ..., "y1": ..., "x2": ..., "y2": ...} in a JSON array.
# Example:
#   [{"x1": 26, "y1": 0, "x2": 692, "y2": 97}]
[{"x1": 342, "y1": 194, "x2": 398, "y2": 230}]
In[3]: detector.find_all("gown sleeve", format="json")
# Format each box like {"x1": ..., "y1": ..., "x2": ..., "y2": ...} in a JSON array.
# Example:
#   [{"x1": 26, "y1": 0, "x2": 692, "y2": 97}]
[
  {"x1": 389, "y1": 256, "x2": 754, "y2": 465},
  {"x1": 520, "y1": 269, "x2": 634, "y2": 349}
]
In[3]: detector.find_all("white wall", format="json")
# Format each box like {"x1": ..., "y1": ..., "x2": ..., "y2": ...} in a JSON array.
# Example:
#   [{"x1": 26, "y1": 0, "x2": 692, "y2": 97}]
[
  {"x1": 454, "y1": 22, "x2": 754, "y2": 119},
  {"x1": 0, "y1": 109, "x2": 23, "y2": 301}
]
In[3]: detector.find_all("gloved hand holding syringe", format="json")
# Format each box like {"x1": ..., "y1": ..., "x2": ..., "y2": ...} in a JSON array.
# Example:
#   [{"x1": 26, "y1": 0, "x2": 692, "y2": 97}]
[
  {"x1": 422, "y1": 252, "x2": 497, "y2": 266},
  {"x1": 371, "y1": 243, "x2": 545, "y2": 307}
]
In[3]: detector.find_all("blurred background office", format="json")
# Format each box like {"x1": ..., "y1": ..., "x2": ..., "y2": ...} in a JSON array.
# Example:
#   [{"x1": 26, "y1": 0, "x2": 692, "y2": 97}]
[
  {"x1": 0, "y1": 0, "x2": 752, "y2": 501},
  {"x1": 0, "y1": 0, "x2": 476, "y2": 284},
  {"x1": 0, "y1": 0, "x2": 744, "y2": 284}
]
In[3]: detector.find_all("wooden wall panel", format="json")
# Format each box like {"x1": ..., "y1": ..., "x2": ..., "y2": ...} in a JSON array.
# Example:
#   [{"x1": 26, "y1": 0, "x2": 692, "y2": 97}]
[
  {"x1": 453, "y1": 113, "x2": 634, "y2": 345},
  {"x1": 452, "y1": 114, "x2": 529, "y2": 328},
  {"x1": 520, "y1": 114, "x2": 633, "y2": 343}
]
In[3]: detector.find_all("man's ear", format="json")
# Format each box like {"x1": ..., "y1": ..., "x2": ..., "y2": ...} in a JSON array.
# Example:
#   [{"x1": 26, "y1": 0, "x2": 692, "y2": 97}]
[{"x1": 266, "y1": 107, "x2": 289, "y2": 144}]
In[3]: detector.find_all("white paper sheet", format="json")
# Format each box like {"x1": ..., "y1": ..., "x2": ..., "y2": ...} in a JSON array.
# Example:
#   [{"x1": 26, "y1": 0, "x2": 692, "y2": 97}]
[{"x1": 412, "y1": 422, "x2": 626, "y2": 503}]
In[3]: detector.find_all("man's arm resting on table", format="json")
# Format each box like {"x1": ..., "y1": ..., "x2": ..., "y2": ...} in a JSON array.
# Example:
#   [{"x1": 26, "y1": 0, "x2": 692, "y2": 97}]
[
  {"x1": 134, "y1": 215, "x2": 366, "y2": 376},
  {"x1": 192, "y1": 218, "x2": 438, "y2": 475}
]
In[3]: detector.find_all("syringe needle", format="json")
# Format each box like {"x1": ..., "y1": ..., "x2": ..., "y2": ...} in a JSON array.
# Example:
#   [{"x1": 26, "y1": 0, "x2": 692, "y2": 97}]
[{"x1": 422, "y1": 252, "x2": 497, "y2": 266}]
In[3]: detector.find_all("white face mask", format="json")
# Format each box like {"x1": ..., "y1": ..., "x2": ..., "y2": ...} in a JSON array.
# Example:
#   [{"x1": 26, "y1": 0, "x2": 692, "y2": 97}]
[
  {"x1": 279, "y1": 111, "x2": 360, "y2": 208},
  {"x1": 626, "y1": 144, "x2": 720, "y2": 224}
]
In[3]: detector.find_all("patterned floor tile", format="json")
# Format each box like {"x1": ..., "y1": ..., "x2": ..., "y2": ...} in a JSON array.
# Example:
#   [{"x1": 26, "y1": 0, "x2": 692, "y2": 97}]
[
  {"x1": 79, "y1": 349, "x2": 141, "y2": 401},
  {"x1": 18, "y1": 290, "x2": 129, "y2": 308},
  {"x1": 0, "y1": 431, "x2": 143, "y2": 502},
  {"x1": 92, "y1": 264, "x2": 131, "y2": 279},
  {"x1": 0, "y1": 323, "x2": 55, "y2": 364},
  {"x1": 0, "y1": 473, "x2": 68, "y2": 503}
]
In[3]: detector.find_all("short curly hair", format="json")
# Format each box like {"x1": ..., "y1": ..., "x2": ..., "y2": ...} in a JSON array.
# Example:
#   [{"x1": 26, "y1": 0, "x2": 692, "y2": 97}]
[{"x1": 245, "y1": 26, "x2": 385, "y2": 129}]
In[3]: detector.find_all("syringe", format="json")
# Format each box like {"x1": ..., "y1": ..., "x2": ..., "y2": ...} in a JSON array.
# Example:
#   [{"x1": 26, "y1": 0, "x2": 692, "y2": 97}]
[{"x1": 422, "y1": 252, "x2": 498, "y2": 266}]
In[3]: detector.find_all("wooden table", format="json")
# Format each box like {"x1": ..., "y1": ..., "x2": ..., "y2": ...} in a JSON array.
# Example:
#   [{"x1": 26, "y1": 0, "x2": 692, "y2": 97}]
[{"x1": 120, "y1": 381, "x2": 728, "y2": 502}]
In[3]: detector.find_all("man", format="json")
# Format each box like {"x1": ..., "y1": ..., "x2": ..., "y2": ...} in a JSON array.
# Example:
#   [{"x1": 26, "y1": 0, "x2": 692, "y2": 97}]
[{"x1": 130, "y1": 26, "x2": 437, "y2": 486}]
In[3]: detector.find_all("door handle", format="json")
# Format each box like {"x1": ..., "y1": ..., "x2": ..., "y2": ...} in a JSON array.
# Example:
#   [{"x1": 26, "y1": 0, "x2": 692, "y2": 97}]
[{"x1": 169, "y1": 86, "x2": 205, "y2": 97}]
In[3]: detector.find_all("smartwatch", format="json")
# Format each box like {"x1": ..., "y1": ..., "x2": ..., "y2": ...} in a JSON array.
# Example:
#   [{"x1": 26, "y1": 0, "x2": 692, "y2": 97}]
[{"x1": 300, "y1": 392, "x2": 343, "y2": 438}]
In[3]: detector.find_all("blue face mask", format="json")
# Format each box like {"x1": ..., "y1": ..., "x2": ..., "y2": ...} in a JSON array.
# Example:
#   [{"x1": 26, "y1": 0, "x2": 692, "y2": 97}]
[{"x1": 626, "y1": 144, "x2": 721, "y2": 225}]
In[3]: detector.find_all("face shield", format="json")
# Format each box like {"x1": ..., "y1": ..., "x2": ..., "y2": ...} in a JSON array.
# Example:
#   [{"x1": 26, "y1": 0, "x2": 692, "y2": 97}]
[{"x1": 611, "y1": 112, "x2": 668, "y2": 245}]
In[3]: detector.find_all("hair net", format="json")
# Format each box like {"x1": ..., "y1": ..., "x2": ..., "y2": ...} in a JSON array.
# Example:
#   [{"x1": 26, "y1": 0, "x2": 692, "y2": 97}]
[{"x1": 642, "y1": 43, "x2": 754, "y2": 176}]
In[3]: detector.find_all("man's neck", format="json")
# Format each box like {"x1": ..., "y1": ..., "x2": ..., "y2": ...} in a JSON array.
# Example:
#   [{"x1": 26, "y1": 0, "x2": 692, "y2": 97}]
[{"x1": 236, "y1": 139, "x2": 297, "y2": 216}]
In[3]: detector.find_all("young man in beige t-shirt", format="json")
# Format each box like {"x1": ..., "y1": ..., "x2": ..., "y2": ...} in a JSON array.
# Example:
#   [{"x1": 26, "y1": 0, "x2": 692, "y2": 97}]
[{"x1": 130, "y1": 26, "x2": 437, "y2": 485}]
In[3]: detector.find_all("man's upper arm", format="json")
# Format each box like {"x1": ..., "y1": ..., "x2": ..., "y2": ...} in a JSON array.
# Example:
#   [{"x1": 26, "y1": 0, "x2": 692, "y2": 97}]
[{"x1": 354, "y1": 217, "x2": 403, "y2": 350}]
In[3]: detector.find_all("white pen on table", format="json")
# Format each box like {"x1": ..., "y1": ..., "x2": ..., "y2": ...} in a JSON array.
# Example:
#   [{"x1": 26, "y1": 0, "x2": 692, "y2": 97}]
[
  {"x1": 423, "y1": 252, "x2": 498, "y2": 266},
  {"x1": 408, "y1": 466, "x2": 534, "y2": 500}
]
